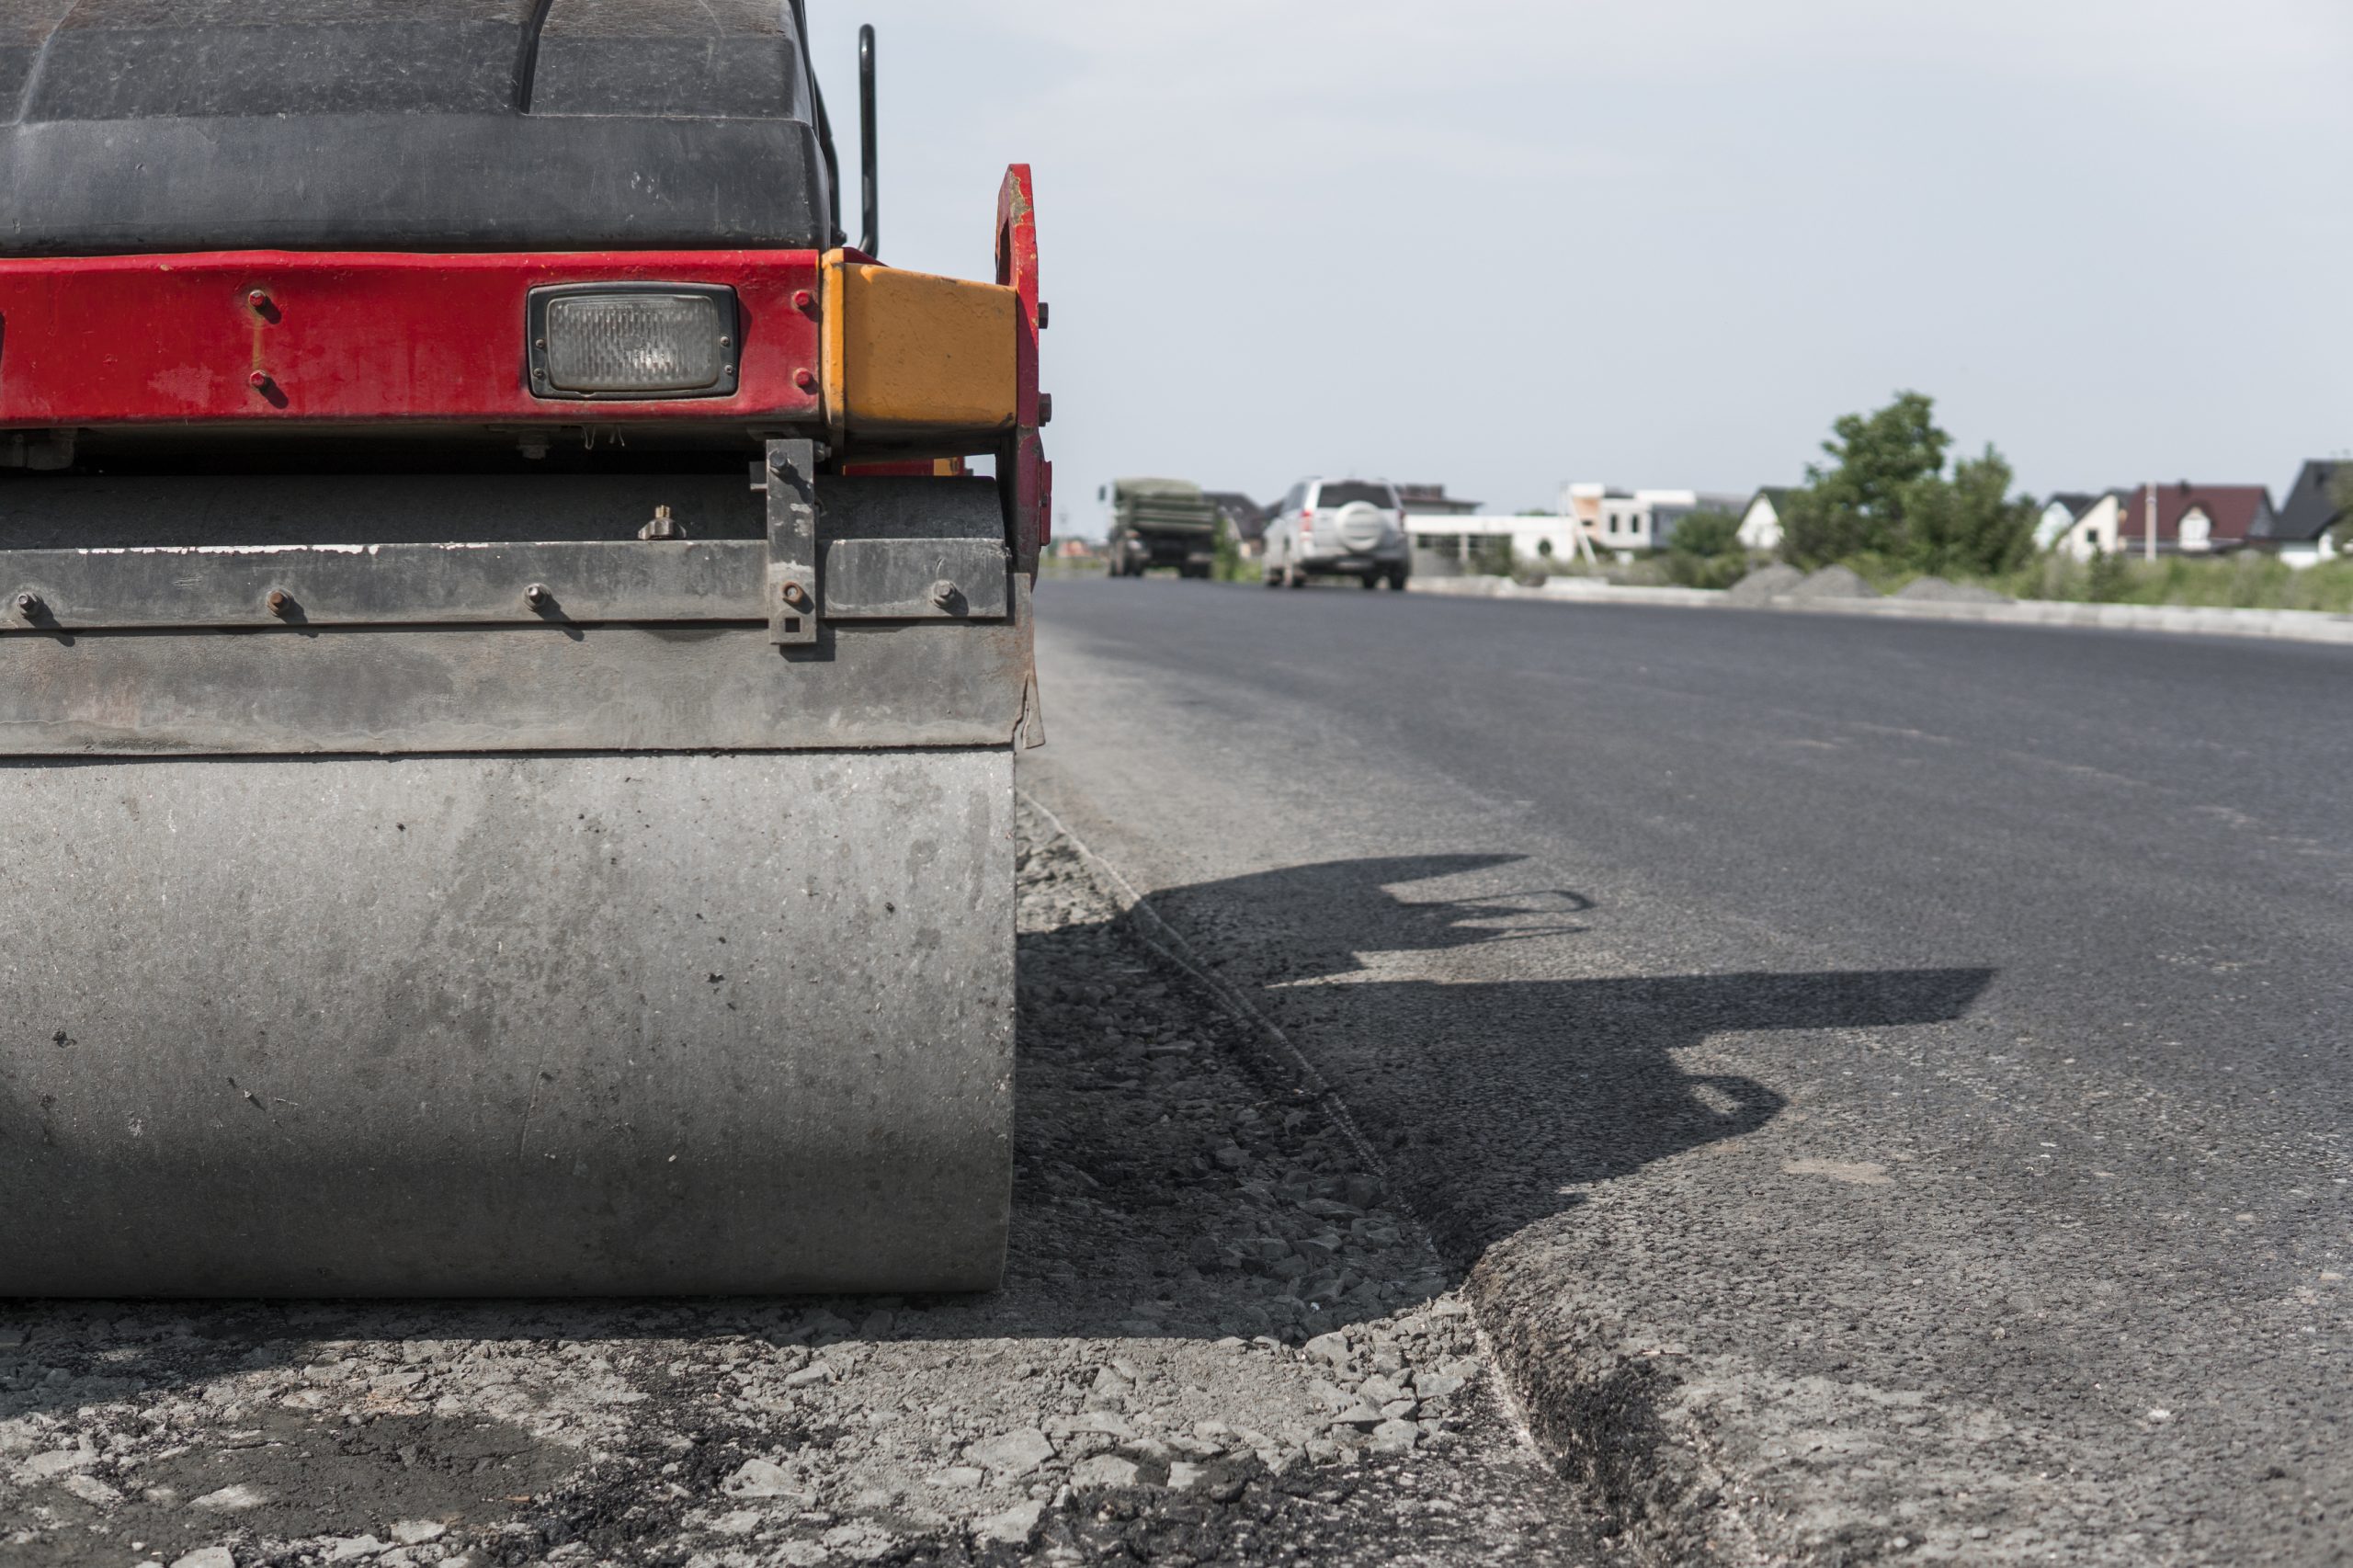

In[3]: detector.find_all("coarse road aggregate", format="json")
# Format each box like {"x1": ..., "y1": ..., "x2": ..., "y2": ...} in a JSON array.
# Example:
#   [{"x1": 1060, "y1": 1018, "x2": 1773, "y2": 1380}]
[
  {"x1": 1021, "y1": 576, "x2": 2352, "y2": 1566},
  {"x1": 0, "y1": 803, "x2": 1602, "y2": 1567}
]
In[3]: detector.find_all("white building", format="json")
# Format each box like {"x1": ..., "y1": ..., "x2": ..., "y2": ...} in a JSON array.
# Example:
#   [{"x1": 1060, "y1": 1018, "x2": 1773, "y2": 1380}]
[
  {"x1": 1405, "y1": 514, "x2": 1589, "y2": 566},
  {"x1": 1738, "y1": 489, "x2": 1791, "y2": 553},
  {"x1": 2249, "y1": 461, "x2": 2347, "y2": 568},
  {"x1": 2057, "y1": 493, "x2": 2124, "y2": 559},
  {"x1": 2054, "y1": 484, "x2": 2277, "y2": 561},
  {"x1": 1562, "y1": 484, "x2": 1748, "y2": 554},
  {"x1": 2035, "y1": 493, "x2": 2097, "y2": 552}
]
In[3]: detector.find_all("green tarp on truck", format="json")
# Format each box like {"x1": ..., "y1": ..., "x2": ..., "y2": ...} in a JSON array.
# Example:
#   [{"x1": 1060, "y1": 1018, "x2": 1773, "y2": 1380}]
[{"x1": 1106, "y1": 476, "x2": 1220, "y2": 578}]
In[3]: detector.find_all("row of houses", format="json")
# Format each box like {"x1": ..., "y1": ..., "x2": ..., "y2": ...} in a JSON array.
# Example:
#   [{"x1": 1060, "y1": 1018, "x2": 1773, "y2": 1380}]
[
  {"x1": 2028, "y1": 465, "x2": 2344, "y2": 565},
  {"x1": 1210, "y1": 483, "x2": 1758, "y2": 562},
  {"x1": 1702, "y1": 461, "x2": 2347, "y2": 568},
  {"x1": 1186, "y1": 463, "x2": 2347, "y2": 570}
]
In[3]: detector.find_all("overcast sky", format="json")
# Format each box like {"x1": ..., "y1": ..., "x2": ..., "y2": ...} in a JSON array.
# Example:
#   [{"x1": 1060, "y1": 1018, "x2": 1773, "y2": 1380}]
[{"x1": 808, "y1": 2, "x2": 2351, "y2": 530}]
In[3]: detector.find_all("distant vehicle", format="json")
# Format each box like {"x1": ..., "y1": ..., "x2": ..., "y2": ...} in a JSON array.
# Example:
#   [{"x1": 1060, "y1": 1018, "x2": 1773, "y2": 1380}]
[
  {"x1": 1263, "y1": 478, "x2": 1411, "y2": 589},
  {"x1": 1102, "y1": 478, "x2": 1222, "y2": 578}
]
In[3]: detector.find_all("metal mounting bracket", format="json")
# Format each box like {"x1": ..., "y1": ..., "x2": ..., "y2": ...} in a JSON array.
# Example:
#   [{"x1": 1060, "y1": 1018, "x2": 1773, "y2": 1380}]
[{"x1": 765, "y1": 437, "x2": 820, "y2": 645}]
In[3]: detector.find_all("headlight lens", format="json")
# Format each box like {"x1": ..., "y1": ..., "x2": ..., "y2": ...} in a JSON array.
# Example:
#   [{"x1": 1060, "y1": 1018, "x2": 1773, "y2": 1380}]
[{"x1": 529, "y1": 285, "x2": 739, "y2": 399}]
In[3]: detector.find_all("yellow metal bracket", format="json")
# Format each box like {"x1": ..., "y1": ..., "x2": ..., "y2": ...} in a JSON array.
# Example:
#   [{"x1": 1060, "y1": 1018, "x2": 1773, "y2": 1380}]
[{"x1": 820, "y1": 249, "x2": 1019, "y2": 454}]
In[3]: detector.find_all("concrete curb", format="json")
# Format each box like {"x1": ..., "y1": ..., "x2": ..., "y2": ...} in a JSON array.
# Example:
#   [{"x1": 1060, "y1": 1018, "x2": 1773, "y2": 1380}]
[{"x1": 1408, "y1": 574, "x2": 2353, "y2": 646}]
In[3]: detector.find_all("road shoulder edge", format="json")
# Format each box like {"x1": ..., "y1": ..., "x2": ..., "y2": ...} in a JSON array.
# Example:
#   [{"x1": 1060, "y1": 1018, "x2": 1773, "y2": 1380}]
[
  {"x1": 1408, "y1": 574, "x2": 2353, "y2": 646},
  {"x1": 1014, "y1": 783, "x2": 1756, "y2": 1562}
]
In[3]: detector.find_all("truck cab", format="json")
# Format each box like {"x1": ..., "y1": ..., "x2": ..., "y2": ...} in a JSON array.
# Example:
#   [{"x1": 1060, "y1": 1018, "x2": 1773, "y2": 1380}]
[{"x1": 1103, "y1": 476, "x2": 1221, "y2": 578}]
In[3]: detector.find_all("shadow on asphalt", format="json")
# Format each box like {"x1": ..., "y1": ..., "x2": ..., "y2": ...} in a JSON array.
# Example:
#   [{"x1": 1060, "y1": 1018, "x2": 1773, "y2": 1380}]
[{"x1": 1137, "y1": 852, "x2": 1996, "y2": 1259}]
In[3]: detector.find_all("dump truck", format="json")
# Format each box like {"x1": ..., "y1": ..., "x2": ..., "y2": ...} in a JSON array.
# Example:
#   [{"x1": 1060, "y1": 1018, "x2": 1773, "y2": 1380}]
[
  {"x1": 1103, "y1": 477, "x2": 1221, "y2": 578},
  {"x1": 0, "y1": 0, "x2": 1049, "y2": 1297}
]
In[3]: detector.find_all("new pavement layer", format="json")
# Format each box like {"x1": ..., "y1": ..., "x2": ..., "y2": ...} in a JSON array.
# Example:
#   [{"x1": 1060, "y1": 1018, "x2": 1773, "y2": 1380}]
[{"x1": 1023, "y1": 578, "x2": 2351, "y2": 1565}]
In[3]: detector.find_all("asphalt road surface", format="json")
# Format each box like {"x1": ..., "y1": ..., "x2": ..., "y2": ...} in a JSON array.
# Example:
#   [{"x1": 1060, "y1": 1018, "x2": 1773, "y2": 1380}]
[{"x1": 1021, "y1": 577, "x2": 2352, "y2": 1565}]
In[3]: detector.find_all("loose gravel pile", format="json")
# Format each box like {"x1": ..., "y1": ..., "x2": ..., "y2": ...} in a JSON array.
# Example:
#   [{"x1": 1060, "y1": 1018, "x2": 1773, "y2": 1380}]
[
  {"x1": 0, "y1": 807, "x2": 1597, "y2": 1567},
  {"x1": 1785, "y1": 565, "x2": 1877, "y2": 601},
  {"x1": 1893, "y1": 576, "x2": 2010, "y2": 605},
  {"x1": 1723, "y1": 564, "x2": 1804, "y2": 602}
]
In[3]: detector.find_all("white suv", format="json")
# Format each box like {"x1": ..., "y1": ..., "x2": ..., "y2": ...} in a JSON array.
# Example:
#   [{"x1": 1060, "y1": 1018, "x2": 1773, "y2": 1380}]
[{"x1": 1263, "y1": 477, "x2": 1411, "y2": 590}]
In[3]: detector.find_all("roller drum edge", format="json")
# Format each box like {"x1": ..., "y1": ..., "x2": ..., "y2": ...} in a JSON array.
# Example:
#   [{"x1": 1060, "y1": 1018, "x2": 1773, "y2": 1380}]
[{"x1": 0, "y1": 748, "x2": 1015, "y2": 1298}]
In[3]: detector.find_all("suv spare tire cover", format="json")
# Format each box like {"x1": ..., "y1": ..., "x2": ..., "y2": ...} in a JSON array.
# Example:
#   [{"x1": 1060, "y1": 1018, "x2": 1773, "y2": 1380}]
[{"x1": 1334, "y1": 503, "x2": 1391, "y2": 552}]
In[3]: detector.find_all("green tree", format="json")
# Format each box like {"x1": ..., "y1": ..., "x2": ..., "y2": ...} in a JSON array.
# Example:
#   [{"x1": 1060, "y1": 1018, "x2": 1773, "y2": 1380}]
[
  {"x1": 1777, "y1": 392, "x2": 2035, "y2": 577},
  {"x1": 1779, "y1": 392, "x2": 1949, "y2": 567},
  {"x1": 1904, "y1": 446, "x2": 2040, "y2": 576}
]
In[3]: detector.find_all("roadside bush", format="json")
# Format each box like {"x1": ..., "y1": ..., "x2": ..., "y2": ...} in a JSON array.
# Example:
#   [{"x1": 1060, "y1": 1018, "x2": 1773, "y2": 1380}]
[
  {"x1": 1985, "y1": 551, "x2": 2353, "y2": 613},
  {"x1": 1471, "y1": 537, "x2": 1516, "y2": 576},
  {"x1": 1211, "y1": 519, "x2": 1255, "y2": 583},
  {"x1": 1665, "y1": 508, "x2": 1747, "y2": 588},
  {"x1": 2085, "y1": 550, "x2": 2131, "y2": 603}
]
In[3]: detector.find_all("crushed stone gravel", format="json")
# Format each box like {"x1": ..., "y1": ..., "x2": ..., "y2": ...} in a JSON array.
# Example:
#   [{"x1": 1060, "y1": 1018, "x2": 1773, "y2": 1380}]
[
  {"x1": 1723, "y1": 564, "x2": 1805, "y2": 601},
  {"x1": 0, "y1": 805, "x2": 1601, "y2": 1567},
  {"x1": 1786, "y1": 565, "x2": 1879, "y2": 600},
  {"x1": 1893, "y1": 575, "x2": 2011, "y2": 604}
]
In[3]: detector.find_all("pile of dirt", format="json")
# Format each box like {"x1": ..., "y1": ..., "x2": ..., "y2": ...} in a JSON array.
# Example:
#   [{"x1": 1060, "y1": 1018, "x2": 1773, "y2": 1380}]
[
  {"x1": 1786, "y1": 564, "x2": 1879, "y2": 600},
  {"x1": 1725, "y1": 564, "x2": 1805, "y2": 601},
  {"x1": 1894, "y1": 575, "x2": 2011, "y2": 605}
]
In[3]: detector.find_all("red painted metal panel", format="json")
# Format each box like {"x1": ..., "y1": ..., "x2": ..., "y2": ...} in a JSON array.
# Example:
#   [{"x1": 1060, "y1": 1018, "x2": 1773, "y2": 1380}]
[
  {"x1": 0, "y1": 250, "x2": 824, "y2": 426},
  {"x1": 995, "y1": 165, "x2": 1050, "y2": 574}
]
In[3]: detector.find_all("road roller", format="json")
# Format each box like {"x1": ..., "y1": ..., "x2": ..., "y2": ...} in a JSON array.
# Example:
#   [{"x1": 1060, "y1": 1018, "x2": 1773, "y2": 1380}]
[{"x1": 0, "y1": 1, "x2": 1050, "y2": 1296}]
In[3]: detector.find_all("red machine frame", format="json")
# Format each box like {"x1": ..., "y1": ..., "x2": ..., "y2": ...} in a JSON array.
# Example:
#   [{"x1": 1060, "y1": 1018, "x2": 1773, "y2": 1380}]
[
  {"x1": 0, "y1": 249, "x2": 826, "y2": 426},
  {"x1": 0, "y1": 166, "x2": 1048, "y2": 560}
]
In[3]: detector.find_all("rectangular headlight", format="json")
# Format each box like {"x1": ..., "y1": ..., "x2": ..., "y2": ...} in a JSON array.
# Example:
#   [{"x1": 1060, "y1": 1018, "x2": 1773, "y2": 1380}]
[{"x1": 527, "y1": 283, "x2": 739, "y2": 400}]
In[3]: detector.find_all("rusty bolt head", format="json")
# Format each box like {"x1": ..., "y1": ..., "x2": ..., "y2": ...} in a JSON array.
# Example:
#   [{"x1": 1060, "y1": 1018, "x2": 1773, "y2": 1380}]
[
  {"x1": 780, "y1": 582, "x2": 810, "y2": 609},
  {"x1": 266, "y1": 588, "x2": 291, "y2": 617},
  {"x1": 524, "y1": 583, "x2": 551, "y2": 609}
]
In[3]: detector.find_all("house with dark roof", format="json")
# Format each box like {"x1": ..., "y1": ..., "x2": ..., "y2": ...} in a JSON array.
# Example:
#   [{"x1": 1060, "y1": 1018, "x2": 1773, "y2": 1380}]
[
  {"x1": 2036, "y1": 493, "x2": 2099, "y2": 551},
  {"x1": 1395, "y1": 483, "x2": 1483, "y2": 517},
  {"x1": 2246, "y1": 460, "x2": 2346, "y2": 566},
  {"x1": 1738, "y1": 487, "x2": 1795, "y2": 552},
  {"x1": 2059, "y1": 483, "x2": 2276, "y2": 560}
]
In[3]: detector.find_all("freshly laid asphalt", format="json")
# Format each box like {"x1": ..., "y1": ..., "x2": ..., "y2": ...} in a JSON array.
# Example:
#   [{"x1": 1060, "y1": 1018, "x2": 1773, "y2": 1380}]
[{"x1": 1021, "y1": 577, "x2": 2351, "y2": 1565}]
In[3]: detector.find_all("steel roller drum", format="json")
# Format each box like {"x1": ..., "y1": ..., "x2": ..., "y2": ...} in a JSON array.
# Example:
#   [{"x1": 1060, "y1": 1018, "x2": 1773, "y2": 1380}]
[{"x1": 0, "y1": 748, "x2": 1014, "y2": 1297}]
